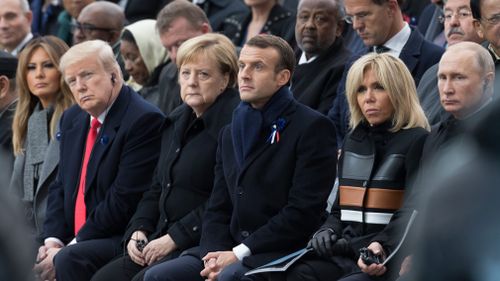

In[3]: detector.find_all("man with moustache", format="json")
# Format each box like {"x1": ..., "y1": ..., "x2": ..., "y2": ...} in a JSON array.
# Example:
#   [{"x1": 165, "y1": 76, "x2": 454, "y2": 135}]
[{"x1": 417, "y1": 0, "x2": 484, "y2": 125}]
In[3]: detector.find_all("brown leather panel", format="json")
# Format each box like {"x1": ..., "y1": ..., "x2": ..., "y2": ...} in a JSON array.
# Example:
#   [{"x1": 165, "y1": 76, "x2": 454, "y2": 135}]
[{"x1": 339, "y1": 185, "x2": 404, "y2": 210}]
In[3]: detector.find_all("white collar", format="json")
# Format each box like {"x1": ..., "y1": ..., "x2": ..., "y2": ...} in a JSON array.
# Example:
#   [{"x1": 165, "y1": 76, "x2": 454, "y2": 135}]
[
  {"x1": 9, "y1": 33, "x2": 33, "y2": 56},
  {"x1": 375, "y1": 23, "x2": 411, "y2": 58},
  {"x1": 298, "y1": 52, "x2": 318, "y2": 65}
]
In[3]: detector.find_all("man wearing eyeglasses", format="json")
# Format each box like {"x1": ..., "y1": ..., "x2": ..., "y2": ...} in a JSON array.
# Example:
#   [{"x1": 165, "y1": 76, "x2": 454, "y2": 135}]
[
  {"x1": 73, "y1": 1, "x2": 128, "y2": 80},
  {"x1": 327, "y1": 0, "x2": 444, "y2": 149},
  {"x1": 417, "y1": 0, "x2": 484, "y2": 126},
  {"x1": 472, "y1": 0, "x2": 500, "y2": 98}
]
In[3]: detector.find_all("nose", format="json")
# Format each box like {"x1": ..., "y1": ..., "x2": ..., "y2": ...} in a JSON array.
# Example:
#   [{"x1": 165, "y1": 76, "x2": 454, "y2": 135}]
[
  {"x1": 363, "y1": 89, "x2": 375, "y2": 103},
  {"x1": 304, "y1": 16, "x2": 315, "y2": 29},
  {"x1": 440, "y1": 78, "x2": 454, "y2": 95},
  {"x1": 35, "y1": 66, "x2": 44, "y2": 78},
  {"x1": 73, "y1": 29, "x2": 85, "y2": 44},
  {"x1": 187, "y1": 72, "x2": 198, "y2": 86},
  {"x1": 124, "y1": 59, "x2": 133, "y2": 73},
  {"x1": 352, "y1": 18, "x2": 364, "y2": 31},
  {"x1": 449, "y1": 14, "x2": 460, "y2": 26},
  {"x1": 238, "y1": 66, "x2": 250, "y2": 81}
]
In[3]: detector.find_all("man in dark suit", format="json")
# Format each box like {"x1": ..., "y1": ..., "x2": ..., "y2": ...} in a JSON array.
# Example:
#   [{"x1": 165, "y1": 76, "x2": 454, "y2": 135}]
[
  {"x1": 327, "y1": 0, "x2": 444, "y2": 147},
  {"x1": 0, "y1": 51, "x2": 18, "y2": 185},
  {"x1": 143, "y1": 34, "x2": 338, "y2": 281},
  {"x1": 291, "y1": 0, "x2": 351, "y2": 115},
  {"x1": 33, "y1": 39, "x2": 164, "y2": 281}
]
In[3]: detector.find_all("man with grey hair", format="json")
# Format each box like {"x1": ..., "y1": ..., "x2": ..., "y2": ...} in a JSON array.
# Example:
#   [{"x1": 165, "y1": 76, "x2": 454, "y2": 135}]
[
  {"x1": 417, "y1": 0, "x2": 485, "y2": 125},
  {"x1": 0, "y1": 0, "x2": 33, "y2": 56},
  {"x1": 33, "y1": 39, "x2": 164, "y2": 281}
]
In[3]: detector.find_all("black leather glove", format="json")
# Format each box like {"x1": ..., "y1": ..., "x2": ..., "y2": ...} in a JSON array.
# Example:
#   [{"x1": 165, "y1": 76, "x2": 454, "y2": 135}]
[
  {"x1": 308, "y1": 229, "x2": 338, "y2": 258},
  {"x1": 331, "y1": 238, "x2": 356, "y2": 259}
]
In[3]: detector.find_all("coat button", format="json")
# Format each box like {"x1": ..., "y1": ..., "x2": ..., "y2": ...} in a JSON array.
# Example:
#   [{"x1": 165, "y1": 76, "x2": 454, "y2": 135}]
[
  {"x1": 166, "y1": 183, "x2": 171, "y2": 188},
  {"x1": 175, "y1": 148, "x2": 180, "y2": 153},
  {"x1": 164, "y1": 218, "x2": 168, "y2": 223},
  {"x1": 241, "y1": 231, "x2": 250, "y2": 237},
  {"x1": 192, "y1": 226, "x2": 199, "y2": 232}
]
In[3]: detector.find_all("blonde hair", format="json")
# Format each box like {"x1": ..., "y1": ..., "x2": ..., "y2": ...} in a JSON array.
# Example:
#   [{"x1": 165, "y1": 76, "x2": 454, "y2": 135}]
[
  {"x1": 59, "y1": 40, "x2": 122, "y2": 81},
  {"x1": 346, "y1": 53, "x2": 430, "y2": 132},
  {"x1": 176, "y1": 33, "x2": 238, "y2": 87},
  {"x1": 12, "y1": 36, "x2": 74, "y2": 155}
]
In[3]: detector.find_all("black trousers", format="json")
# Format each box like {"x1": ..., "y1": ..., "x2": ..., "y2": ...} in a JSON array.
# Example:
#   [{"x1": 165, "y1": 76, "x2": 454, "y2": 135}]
[
  {"x1": 91, "y1": 250, "x2": 181, "y2": 281},
  {"x1": 53, "y1": 236, "x2": 122, "y2": 281},
  {"x1": 143, "y1": 254, "x2": 268, "y2": 281}
]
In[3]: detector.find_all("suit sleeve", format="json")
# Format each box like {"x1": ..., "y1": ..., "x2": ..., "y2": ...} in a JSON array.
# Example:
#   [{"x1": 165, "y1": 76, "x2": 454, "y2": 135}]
[
  {"x1": 241, "y1": 117, "x2": 337, "y2": 255},
  {"x1": 199, "y1": 127, "x2": 236, "y2": 256},
  {"x1": 76, "y1": 112, "x2": 164, "y2": 242},
  {"x1": 43, "y1": 113, "x2": 73, "y2": 243}
]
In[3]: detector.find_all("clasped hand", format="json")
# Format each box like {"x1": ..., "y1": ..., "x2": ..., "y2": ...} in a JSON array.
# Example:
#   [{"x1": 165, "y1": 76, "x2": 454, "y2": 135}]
[
  {"x1": 200, "y1": 251, "x2": 238, "y2": 281},
  {"x1": 33, "y1": 242, "x2": 63, "y2": 281}
]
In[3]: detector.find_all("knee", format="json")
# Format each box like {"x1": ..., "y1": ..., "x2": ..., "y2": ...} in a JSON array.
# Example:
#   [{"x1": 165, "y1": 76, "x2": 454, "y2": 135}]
[
  {"x1": 144, "y1": 265, "x2": 166, "y2": 281},
  {"x1": 53, "y1": 246, "x2": 76, "y2": 270}
]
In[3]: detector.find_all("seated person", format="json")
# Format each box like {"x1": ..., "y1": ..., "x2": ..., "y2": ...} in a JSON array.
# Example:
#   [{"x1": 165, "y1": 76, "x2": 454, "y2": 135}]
[
  {"x1": 143, "y1": 34, "x2": 338, "y2": 281},
  {"x1": 121, "y1": 19, "x2": 169, "y2": 107},
  {"x1": 91, "y1": 33, "x2": 240, "y2": 281},
  {"x1": 286, "y1": 53, "x2": 429, "y2": 281}
]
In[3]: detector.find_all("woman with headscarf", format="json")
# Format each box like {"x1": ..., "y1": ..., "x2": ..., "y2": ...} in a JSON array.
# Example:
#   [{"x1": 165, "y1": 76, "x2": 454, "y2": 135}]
[{"x1": 121, "y1": 19, "x2": 169, "y2": 108}]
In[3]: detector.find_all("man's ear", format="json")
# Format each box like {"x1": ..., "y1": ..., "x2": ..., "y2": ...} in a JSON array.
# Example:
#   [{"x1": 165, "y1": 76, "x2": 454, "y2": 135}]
[
  {"x1": 276, "y1": 69, "x2": 291, "y2": 87},
  {"x1": 473, "y1": 19, "x2": 485, "y2": 39},
  {"x1": 0, "y1": 76, "x2": 9, "y2": 100}
]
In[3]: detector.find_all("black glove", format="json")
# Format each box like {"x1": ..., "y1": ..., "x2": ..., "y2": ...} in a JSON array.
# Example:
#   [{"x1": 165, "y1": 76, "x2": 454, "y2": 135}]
[
  {"x1": 308, "y1": 229, "x2": 338, "y2": 258},
  {"x1": 331, "y1": 238, "x2": 356, "y2": 259}
]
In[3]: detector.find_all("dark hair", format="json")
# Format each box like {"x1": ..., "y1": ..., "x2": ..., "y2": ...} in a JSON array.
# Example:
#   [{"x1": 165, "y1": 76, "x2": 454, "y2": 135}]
[
  {"x1": 470, "y1": 0, "x2": 481, "y2": 19},
  {"x1": 121, "y1": 29, "x2": 137, "y2": 45},
  {"x1": 156, "y1": 1, "x2": 210, "y2": 34},
  {"x1": 245, "y1": 34, "x2": 296, "y2": 75}
]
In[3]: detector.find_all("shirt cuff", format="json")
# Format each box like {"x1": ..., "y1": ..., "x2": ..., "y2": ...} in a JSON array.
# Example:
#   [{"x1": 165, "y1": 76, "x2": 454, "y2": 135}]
[
  {"x1": 232, "y1": 243, "x2": 251, "y2": 261},
  {"x1": 44, "y1": 237, "x2": 65, "y2": 247}
]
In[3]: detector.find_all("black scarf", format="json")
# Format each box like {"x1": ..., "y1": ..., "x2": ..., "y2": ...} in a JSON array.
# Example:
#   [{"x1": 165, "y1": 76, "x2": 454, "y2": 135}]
[{"x1": 231, "y1": 86, "x2": 294, "y2": 168}]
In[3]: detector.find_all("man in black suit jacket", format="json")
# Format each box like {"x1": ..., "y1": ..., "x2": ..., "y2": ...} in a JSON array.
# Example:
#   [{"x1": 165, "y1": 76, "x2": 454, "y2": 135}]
[
  {"x1": 142, "y1": 34, "x2": 338, "y2": 281},
  {"x1": 327, "y1": 0, "x2": 444, "y2": 148},
  {"x1": 0, "y1": 51, "x2": 18, "y2": 184},
  {"x1": 33, "y1": 40, "x2": 164, "y2": 281},
  {"x1": 291, "y1": 0, "x2": 351, "y2": 115}
]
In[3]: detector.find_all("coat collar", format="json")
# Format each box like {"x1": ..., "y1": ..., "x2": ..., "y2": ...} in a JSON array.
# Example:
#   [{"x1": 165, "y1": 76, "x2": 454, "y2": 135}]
[
  {"x1": 168, "y1": 87, "x2": 240, "y2": 141},
  {"x1": 236, "y1": 92, "x2": 297, "y2": 178}
]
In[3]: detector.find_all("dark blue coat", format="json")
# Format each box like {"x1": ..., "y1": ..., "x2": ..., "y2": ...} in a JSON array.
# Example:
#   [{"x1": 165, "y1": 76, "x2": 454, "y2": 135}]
[
  {"x1": 327, "y1": 27, "x2": 444, "y2": 148},
  {"x1": 200, "y1": 97, "x2": 337, "y2": 268},
  {"x1": 43, "y1": 85, "x2": 164, "y2": 243}
]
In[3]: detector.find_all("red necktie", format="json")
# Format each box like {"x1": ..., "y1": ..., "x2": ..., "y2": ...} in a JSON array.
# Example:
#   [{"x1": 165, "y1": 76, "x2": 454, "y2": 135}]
[{"x1": 74, "y1": 118, "x2": 101, "y2": 235}]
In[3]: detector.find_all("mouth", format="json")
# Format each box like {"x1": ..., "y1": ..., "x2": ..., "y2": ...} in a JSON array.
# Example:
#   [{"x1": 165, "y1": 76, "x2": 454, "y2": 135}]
[
  {"x1": 35, "y1": 83, "x2": 48, "y2": 88},
  {"x1": 80, "y1": 95, "x2": 91, "y2": 103},
  {"x1": 239, "y1": 85, "x2": 254, "y2": 92},
  {"x1": 365, "y1": 109, "x2": 378, "y2": 115}
]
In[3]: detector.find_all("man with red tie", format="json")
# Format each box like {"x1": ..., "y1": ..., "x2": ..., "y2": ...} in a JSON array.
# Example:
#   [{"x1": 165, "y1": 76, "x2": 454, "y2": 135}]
[{"x1": 33, "y1": 39, "x2": 164, "y2": 281}]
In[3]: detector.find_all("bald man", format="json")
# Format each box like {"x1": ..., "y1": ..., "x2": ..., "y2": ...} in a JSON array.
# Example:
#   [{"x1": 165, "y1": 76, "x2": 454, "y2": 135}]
[
  {"x1": 0, "y1": 0, "x2": 33, "y2": 56},
  {"x1": 73, "y1": 1, "x2": 127, "y2": 79},
  {"x1": 417, "y1": 0, "x2": 485, "y2": 125}
]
